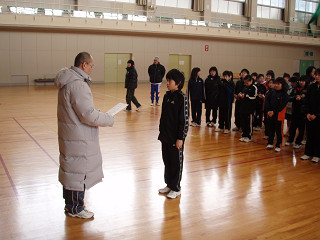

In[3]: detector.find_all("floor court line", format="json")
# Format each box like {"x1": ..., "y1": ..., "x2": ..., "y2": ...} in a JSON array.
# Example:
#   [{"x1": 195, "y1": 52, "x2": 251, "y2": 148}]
[
  {"x1": 13, "y1": 117, "x2": 59, "y2": 167},
  {"x1": 0, "y1": 154, "x2": 18, "y2": 196}
]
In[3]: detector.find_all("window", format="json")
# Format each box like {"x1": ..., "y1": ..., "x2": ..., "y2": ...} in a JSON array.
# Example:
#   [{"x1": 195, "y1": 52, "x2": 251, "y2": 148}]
[
  {"x1": 295, "y1": 0, "x2": 318, "y2": 24},
  {"x1": 156, "y1": 0, "x2": 192, "y2": 9},
  {"x1": 211, "y1": 0, "x2": 244, "y2": 15},
  {"x1": 257, "y1": 0, "x2": 285, "y2": 20}
]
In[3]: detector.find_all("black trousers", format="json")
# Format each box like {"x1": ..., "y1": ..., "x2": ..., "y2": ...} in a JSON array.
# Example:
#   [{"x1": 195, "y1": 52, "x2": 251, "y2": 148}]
[
  {"x1": 126, "y1": 88, "x2": 141, "y2": 110},
  {"x1": 305, "y1": 118, "x2": 320, "y2": 157},
  {"x1": 241, "y1": 112, "x2": 253, "y2": 139},
  {"x1": 205, "y1": 107, "x2": 218, "y2": 124},
  {"x1": 219, "y1": 104, "x2": 232, "y2": 130},
  {"x1": 161, "y1": 141, "x2": 184, "y2": 192},
  {"x1": 268, "y1": 118, "x2": 284, "y2": 148},
  {"x1": 288, "y1": 114, "x2": 306, "y2": 145},
  {"x1": 234, "y1": 100, "x2": 242, "y2": 129},
  {"x1": 264, "y1": 112, "x2": 270, "y2": 137},
  {"x1": 191, "y1": 100, "x2": 202, "y2": 124},
  {"x1": 63, "y1": 187, "x2": 85, "y2": 214},
  {"x1": 253, "y1": 104, "x2": 263, "y2": 128}
]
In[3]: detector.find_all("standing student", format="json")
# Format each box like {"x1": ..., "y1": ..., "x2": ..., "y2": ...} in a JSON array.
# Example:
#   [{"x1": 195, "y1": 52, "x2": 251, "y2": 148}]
[
  {"x1": 286, "y1": 76, "x2": 308, "y2": 149},
  {"x1": 253, "y1": 74, "x2": 267, "y2": 131},
  {"x1": 233, "y1": 68, "x2": 249, "y2": 131},
  {"x1": 284, "y1": 73, "x2": 293, "y2": 136},
  {"x1": 55, "y1": 52, "x2": 114, "y2": 219},
  {"x1": 148, "y1": 56, "x2": 166, "y2": 106},
  {"x1": 125, "y1": 60, "x2": 142, "y2": 111},
  {"x1": 188, "y1": 67, "x2": 204, "y2": 127},
  {"x1": 263, "y1": 79, "x2": 275, "y2": 140},
  {"x1": 305, "y1": 66, "x2": 316, "y2": 85},
  {"x1": 265, "y1": 77, "x2": 289, "y2": 152},
  {"x1": 218, "y1": 71, "x2": 235, "y2": 133},
  {"x1": 301, "y1": 68, "x2": 320, "y2": 162},
  {"x1": 204, "y1": 66, "x2": 221, "y2": 127},
  {"x1": 158, "y1": 69, "x2": 189, "y2": 199},
  {"x1": 239, "y1": 75, "x2": 257, "y2": 142},
  {"x1": 264, "y1": 70, "x2": 275, "y2": 90},
  {"x1": 251, "y1": 72, "x2": 258, "y2": 84}
]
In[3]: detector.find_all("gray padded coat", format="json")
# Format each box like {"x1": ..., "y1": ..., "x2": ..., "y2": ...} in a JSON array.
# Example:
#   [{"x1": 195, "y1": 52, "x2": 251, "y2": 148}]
[{"x1": 55, "y1": 66, "x2": 114, "y2": 191}]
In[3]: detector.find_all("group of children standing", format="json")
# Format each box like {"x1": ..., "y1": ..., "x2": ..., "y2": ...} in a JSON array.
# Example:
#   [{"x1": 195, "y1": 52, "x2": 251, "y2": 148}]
[{"x1": 187, "y1": 66, "x2": 320, "y2": 161}]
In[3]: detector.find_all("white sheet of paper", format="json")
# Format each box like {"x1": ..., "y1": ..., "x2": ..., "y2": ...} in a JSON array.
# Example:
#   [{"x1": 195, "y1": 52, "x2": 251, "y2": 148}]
[{"x1": 107, "y1": 103, "x2": 128, "y2": 116}]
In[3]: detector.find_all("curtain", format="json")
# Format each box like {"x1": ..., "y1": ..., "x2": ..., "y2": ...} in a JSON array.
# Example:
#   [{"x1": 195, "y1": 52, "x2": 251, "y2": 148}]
[
  {"x1": 244, "y1": 0, "x2": 251, "y2": 18},
  {"x1": 137, "y1": 0, "x2": 147, "y2": 6},
  {"x1": 192, "y1": 0, "x2": 204, "y2": 12},
  {"x1": 284, "y1": 0, "x2": 290, "y2": 23}
]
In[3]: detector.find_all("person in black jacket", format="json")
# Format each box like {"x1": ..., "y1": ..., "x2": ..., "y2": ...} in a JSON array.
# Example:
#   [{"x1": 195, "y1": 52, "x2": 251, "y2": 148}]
[
  {"x1": 124, "y1": 60, "x2": 141, "y2": 111},
  {"x1": 233, "y1": 68, "x2": 249, "y2": 131},
  {"x1": 204, "y1": 66, "x2": 221, "y2": 127},
  {"x1": 158, "y1": 69, "x2": 189, "y2": 199},
  {"x1": 265, "y1": 77, "x2": 289, "y2": 152},
  {"x1": 301, "y1": 68, "x2": 320, "y2": 162},
  {"x1": 218, "y1": 71, "x2": 235, "y2": 133},
  {"x1": 148, "y1": 56, "x2": 166, "y2": 106},
  {"x1": 253, "y1": 74, "x2": 267, "y2": 131},
  {"x1": 239, "y1": 75, "x2": 257, "y2": 142},
  {"x1": 286, "y1": 75, "x2": 308, "y2": 149},
  {"x1": 188, "y1": 67, "x2": 204, "y2": 127}
]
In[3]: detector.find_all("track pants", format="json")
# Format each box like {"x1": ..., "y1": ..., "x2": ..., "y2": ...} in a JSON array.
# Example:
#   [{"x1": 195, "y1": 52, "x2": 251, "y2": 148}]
[
  {"x1": 161, "y1": 141, "x2": 184, "y2": 192},
  {"x1": 241, "y1": 112, "x2": 253, "y2": 139},
  {"x1": 305, "y1": 118, "x2": 320, "y2": 158},
  {"x1": 234, "y1": 100, "x2": 242, "y2": 129},
  {"x1": 191, "y1": 100, "x2": 202, "y2": 125},
  {"x1": 288, "y1": 115, "x2": 306, "y2": 145},
  {"x1": 126, "y1": 88, "x2": 141, "y2": 110},
  {"x1": 268, "y1": 118, "x2": 284, "y2": 148},
  {"x1": 219, "y1": 104, "x2": 232, "y2": 130},
  {"x1": 151, "y1": 83, "x2": 161, "y2": 103},
  {"x1": 63, "y1": 187, "x2": 85, "y2": 214},
  {"x1": 206, "y1": 107, "x2": 218, "y2": 124}
]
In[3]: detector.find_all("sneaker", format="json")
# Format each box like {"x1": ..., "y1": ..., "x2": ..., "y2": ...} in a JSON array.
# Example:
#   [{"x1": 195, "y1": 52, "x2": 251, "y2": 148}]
[
  {"x1": 266, "y1": 144, "x2": 273, "y2": 149},
  {"x1": 275, "y1": 147, "x2": 281, "y2": 152},
  {"x1": 195, "y1": 123, "x2": 201, "y2": 127},
  {"x1": 206, "y1": 122, "x2": 213, "y2": 127},
  {"x1": 215, "y1": 128, "x2": 222, "y2": 132},
  {"x1": 239, "y1": 137, "x2": 245, "y2": 142},
  {"x1": 263, "y1": 136, "x2": 269, "y2": 140},
  {"x1": 123, "y1": 109, "x2": 131, "y2": 112},
  {"x1": 243, "y1": 137, "x2": 252, "y2": 143},
  {"x1": 190, "y1": 122, "x2": 196, "y2": 127},
  {"x1": 293, "y1": 144, "x2": 301, "y2": 149},
  {"x1": 150, "y1": 102, "x2": 155, "y2": 106},
  {"x1": 232, "y1": 127, "x2": 239, "y2": 131},
  {"x1": 68, "y1": 209, "x2": 94, "y2": 219},
  {"x1": 158, "y1": 186, "x2": 171, "y2": 194},
  {"x1": 156, "y1": 102, "x2": 160, "y2": 106},
  {"x1": 312, "y1": 157, "x2": 320, "y2": 163},
  {"x1": 223, "y1": 129, "x2": 230, "y2": 134},
  {"x1": 300, "y1": 155, "x2": 311, "y2": 160},
  {"x1": 136, "y1": 106, "x2": 142, "y2": 111},
  {"x1": 285, "y1": 142, "x2": 293, "y2": 146},
  {"x1": 167, "y1": 190, "x2": 181, "y2": 199},
  {"x1": 301, "y1": 140, "x2": 307, "y2": 145}
]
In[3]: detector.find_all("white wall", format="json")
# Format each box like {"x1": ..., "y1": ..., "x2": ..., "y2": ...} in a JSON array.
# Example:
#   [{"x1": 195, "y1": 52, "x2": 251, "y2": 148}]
[{"x1": 0, "y1": 30, "x2": 319, "y2": 85}]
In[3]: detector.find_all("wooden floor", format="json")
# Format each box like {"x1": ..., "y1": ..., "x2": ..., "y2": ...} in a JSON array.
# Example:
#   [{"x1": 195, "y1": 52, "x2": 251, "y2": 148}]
[{"x1": 1, "y1": 82, "x2": 320, "y2": 240}]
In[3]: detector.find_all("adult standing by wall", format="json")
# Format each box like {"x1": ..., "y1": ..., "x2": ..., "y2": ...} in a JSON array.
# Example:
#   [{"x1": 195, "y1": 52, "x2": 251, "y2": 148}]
[
  {"x1": 55, "y1": 52, "x2": 114, "y2": 219},
  {"x1": 148, "y1": 56, "x2": 166, "y2": 106},
  {"x1": 125, "y1": 60, "x2": 142, "y2": 111}
]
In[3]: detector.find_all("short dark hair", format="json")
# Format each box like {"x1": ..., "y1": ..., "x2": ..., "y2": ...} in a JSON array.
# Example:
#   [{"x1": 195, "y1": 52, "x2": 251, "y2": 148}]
[
  {"x1": 127, "y1": 59, "x2": 134, "y2": 66},
  {"x1": 209, "y1": 66, "x2": 218, "y2": 75},
  {"x1": 306, "y1": 66, "x2": 316, "y2": 76},
  {"x1": 74, "y1": 52, "x2": 92, "y2": 67},
  {"x1": 243, "y1": 75, "x2": 252, "y2": 82},
  {"x1": 251, "y1": 72, "x2": 258, "y2": 77},
  {"x1": 289, "y1": 76, "x2": 298, "y2": 83},
  {"x1": 283, "y1": 73, "x2": 290, "y2": 79},
  {"x1": 257, "y1": 74, "x2": 264, "y2": 79},
  {"x1": 222, "y1": 70, "x2": 229, "y2": 76},
  {"x1": 241, "y1": 68, "x2": 250, "y2": 75},
  {"x1": 292, "y1": 72, "x2": 300, "y2": 78},
  {"x1": 166, "y1": 69, "x2": 185, "y2": 90},
  {"x1": 266, "y1": 70, "x2": 275, "y2": 79},
  {"x1": 275, "y1": 77, "x2": 289, "y2": 92}
]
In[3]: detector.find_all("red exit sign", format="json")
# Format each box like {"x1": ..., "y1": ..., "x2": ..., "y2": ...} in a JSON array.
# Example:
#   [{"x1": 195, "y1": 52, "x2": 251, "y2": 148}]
[{"x1": 205, "y1": 45, "x2": 209, "y2": 51}]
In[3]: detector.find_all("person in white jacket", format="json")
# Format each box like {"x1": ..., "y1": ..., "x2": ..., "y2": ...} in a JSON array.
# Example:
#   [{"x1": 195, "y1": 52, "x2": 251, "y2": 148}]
[{"x1": 55, "y1": 52, "x2": 114, "y2": 219}]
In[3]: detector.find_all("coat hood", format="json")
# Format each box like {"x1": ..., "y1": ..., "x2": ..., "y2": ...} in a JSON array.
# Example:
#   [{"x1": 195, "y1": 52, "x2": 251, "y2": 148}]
[{"x1": 55, "y1": 66, "x2": 91, "y2": 89}]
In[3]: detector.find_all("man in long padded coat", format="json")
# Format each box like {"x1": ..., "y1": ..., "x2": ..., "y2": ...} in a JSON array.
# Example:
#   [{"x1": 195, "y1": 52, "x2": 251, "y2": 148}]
[{"x1": 55, "y1": 52, "x2": 114, "y2": 219}]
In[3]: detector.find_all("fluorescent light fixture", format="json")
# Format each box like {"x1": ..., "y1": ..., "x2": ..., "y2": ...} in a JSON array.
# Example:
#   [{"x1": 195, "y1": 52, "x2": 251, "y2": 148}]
[
  {"x1": 103, "y1": 12, "x2": 123, "y2": 20},
  {"x1": 10, "y1": 6, "x2": 38, "y2": 15},
  {"x1": 45, "y1": 9, "x2": 63, "y2": 16}
]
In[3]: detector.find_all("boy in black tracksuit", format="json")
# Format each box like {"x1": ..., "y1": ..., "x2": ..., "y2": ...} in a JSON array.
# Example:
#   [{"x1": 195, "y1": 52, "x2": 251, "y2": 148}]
[
  {"x1": 263, "y1": 79, "x2": 275, "y2": 139},
  {"x1": 286, "y1": 76, "x2": 308, "y2": 148},
  {"x1": 301, "y1": 69, "x2": 320, "y2": 162},
  {"x1": 234, "y1": 69, "x2": 249, "y2": 131},
  {"x1": 239, "y1": 75, "x2": 257, "y2": 142},
  {"x1": 253, "y1": 74, "x2": 267, "y2": 130},
  {"x1": 218, "y1": 71, "x2": 235, "y2": 133},
  {"x1": 188, "y1": 68, "x2": 204, "y2": 126},
  {"x1": 158, "y1": 69, "x2": 189, "y2": 199},
  {"x1": 265, "y1": 77, "x2": 289, "y2": 152}
]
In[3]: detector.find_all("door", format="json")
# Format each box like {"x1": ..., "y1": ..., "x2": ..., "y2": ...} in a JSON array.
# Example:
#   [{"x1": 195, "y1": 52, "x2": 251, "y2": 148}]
[
  {"x1": 104, "y1": 53, "x2": 132, "y2": 83},
  {"x1": 169, "y1": 54, "x2": 191, "y2": 81},
  {"x1": 300, "y1": 60, "x2": 314, "y2": 76}
]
